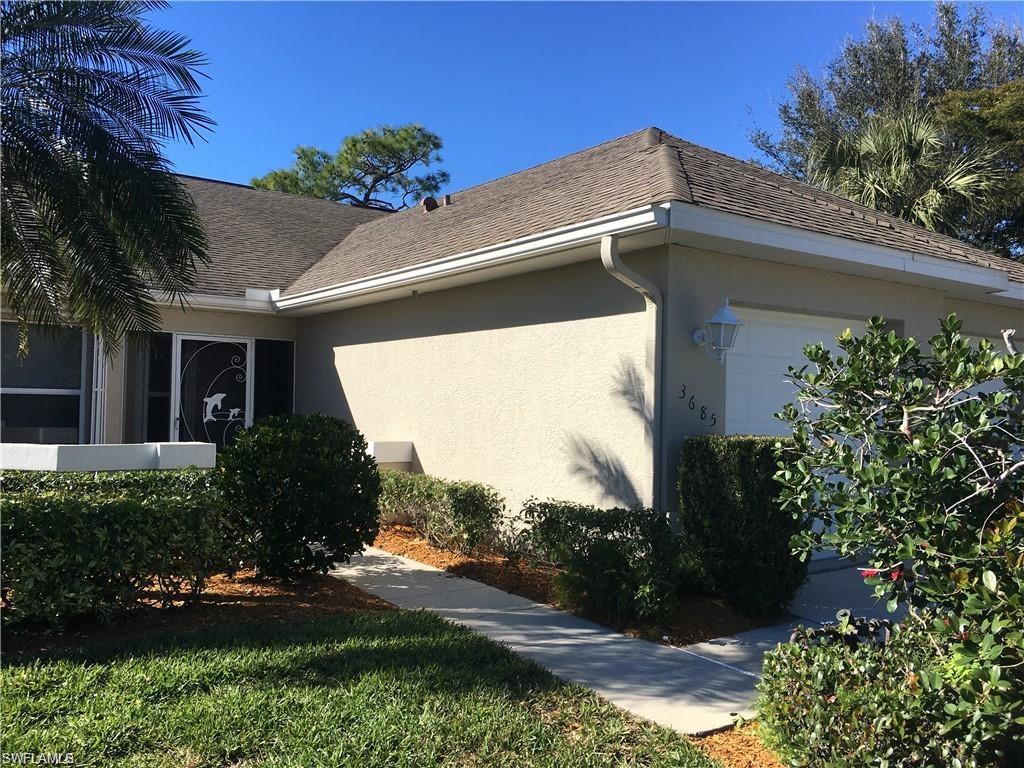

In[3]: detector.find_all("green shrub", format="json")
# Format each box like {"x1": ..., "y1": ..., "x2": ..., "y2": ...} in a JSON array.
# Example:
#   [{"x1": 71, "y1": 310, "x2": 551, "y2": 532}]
[
  {"x1": 677, "y1": 434, "x2": 805, "y2": 616},
  {"x1": 219, "y1": 414, "x2": 380, "y2": 578},
  {"x1": 1, "y1": 469, "x2": 223, "y2": 626},
  {"x1": 1, "y1": 467, "x2": 212, "y2": 495},
  {"x1": 378, "y1": 469, "x2": 505, "y2": 553},
  {"x1": 523, "y1": 500, "x2": 679, "y2": 623},
  {"x1": 775, "y1": 315, "x2": 1024, "y2": 750},
  {"x1": 758, "y1": 615, "x2": 1023, "y2": 767}
]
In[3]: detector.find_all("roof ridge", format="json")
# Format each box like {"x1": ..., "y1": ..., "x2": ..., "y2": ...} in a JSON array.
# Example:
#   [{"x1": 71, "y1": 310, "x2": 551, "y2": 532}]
[
  {"x1": 645, "y1": 143, "x2": 694, "y2": 204},
  {"x1": 421, "y1": 127, "x2": 666, "y2": 203},
  {"x1": 176, "y1": 173, "x2": 257, "y2": 189},
  {"x1": 177, "y1": 173, "x2": 394, "y2": 215}
]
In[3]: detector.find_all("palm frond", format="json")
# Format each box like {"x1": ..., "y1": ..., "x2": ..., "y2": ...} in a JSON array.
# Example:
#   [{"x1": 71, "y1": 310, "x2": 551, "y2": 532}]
[
  {"x1": 1, "y1": 0, "x2": 212, "y2": 349},
  {"x1": 807, "y1": 108, "x2": 1003, "y2": 239}
]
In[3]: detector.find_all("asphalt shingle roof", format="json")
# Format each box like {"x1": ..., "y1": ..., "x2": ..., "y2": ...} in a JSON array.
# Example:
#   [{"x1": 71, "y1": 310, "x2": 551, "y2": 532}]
[
  {"x1": 284, "y1": 128, "x2": 687, "y2": 295},
  {"x1": 664, "y1": 133, "x2": 1024, "y2": 282},
  {"x1": 181, "y1": 175, "x2": 387, "y2": 297},
  {"x1": 282, "y1": 127, "x2": 1022, "y2": 296},
  {"x1": 181, "y1": 128, "x2": 1023, "y2": 300}
]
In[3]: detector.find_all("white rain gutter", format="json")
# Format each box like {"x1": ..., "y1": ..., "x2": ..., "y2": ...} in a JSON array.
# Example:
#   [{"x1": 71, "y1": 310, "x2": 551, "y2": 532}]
[
  {"x1": 152, "y1": 289, "x2": 280, "y2": 315},
  {"x1": 275, "y1": 205, "x2": 668, "y2": 313},
  {"x1": 600, "y1": 235, "x2": 665, "y2": 512},
  {"x1": 159, "y1": 200, "x2": 1017, "y2": 318}
]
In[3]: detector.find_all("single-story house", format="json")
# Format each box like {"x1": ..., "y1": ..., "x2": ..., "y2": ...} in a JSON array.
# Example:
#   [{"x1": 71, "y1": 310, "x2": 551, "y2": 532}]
[{"x1": 3, "y1": 127, "x2": 1022, "y2": 511}]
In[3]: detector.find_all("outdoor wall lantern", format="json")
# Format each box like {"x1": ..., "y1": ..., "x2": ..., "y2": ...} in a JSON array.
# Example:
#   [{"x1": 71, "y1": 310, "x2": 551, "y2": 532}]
[{"x1": 692, "y1": 299, "x2": 743, "y2": 363}]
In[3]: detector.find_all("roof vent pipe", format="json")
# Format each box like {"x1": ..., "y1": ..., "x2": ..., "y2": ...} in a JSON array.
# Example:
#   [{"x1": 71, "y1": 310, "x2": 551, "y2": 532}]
[{"x1": 442, "y1": 194, "x2": 451, "y2": 207}]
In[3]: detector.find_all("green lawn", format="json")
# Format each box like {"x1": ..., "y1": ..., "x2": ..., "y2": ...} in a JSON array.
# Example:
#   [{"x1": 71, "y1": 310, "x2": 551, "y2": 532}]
[{"x1": 2, "y1": 611, "x2": 717, "y2": 767}]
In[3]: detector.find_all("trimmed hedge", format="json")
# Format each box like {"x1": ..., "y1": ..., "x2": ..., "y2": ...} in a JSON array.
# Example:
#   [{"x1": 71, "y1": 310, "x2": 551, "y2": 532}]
[
  {"x1": 1, "y1": 469, "x2": 224, "y2": 626},
  {"x1": 677, "y1": 435, "x2": 806, "y2": 616},
  {"x1": 219, "y1": 414, "x2": 380, "y2": 578},
  {"x1": 378, "y1": 469, "x2": 505, "y2": 553},
  {"x1": 524, "y1": 500, "x2": 680, "y2": 623},
  {"x1": 758, "y1": 617, "x2": 1023, "y2": 767},
  {"x1": 1, "y1": 468, "x2": 212, "y2": 495}
]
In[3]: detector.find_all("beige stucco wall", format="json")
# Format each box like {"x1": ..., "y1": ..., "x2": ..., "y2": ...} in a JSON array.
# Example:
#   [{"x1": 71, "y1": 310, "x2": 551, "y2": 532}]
[
  {"x1": 661, "y1": 244, "x2": 1024, "y2": 506},
  {"x1": 103, "y1": 306, "x2": 297, "y2": 442},
  {"x1": 295, "y1": 254, "x2": 662, "y2": 513},
  {"x1": 293, "y1": 242, "x2": 1022, "y2": 514}
]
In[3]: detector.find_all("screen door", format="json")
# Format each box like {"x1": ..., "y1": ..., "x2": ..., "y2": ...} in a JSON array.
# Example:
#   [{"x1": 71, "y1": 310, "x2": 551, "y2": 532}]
[{"x1": 172, "y1": 334, "x2": 254, "y2": 448}]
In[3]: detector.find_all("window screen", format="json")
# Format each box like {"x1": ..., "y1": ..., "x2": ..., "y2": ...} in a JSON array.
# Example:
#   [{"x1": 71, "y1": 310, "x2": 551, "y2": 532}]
[{"x1": 1, "y1": 324, "x2": 84, "y2": 444}]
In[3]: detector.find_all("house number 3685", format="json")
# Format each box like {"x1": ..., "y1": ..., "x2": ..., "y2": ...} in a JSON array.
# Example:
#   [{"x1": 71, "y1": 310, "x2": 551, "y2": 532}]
[{"x1": 678, "y1": 384, "x2": 717, "y2": 427}]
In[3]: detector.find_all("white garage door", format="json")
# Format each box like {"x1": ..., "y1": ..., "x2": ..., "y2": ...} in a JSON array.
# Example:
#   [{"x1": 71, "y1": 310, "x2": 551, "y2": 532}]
[{"x1": 726, "y1": 308, "x2": 865, "y2": 436}]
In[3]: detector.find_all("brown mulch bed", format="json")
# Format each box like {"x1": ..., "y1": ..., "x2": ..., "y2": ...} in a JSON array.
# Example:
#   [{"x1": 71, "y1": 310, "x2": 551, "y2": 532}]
[
  {"x1": 3, "y1": 569, "x2": 394, "y2": 659},
  {"x1": 693, "y1": 723, "x2": 785, "y2": 768},
  {"x1": 374, "y1": 525, "x2": 558, "y2": 604},
  {"x1": 373, "y1": 524, "x2": 773, "y2": 645}
]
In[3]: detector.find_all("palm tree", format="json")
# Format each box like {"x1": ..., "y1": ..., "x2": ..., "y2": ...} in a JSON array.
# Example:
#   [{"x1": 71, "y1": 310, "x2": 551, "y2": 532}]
[
  {"x1": 807, "y1": 110, "x2": 1003, "y2": 238},
  {"x1": 1, "y1": 1, "x2": 213, "y2": 348}
]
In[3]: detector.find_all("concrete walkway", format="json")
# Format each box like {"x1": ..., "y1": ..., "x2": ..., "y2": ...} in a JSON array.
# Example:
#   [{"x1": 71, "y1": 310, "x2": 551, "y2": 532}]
[
  {"x1": 331, "y1": 547, "x2": 887, "y2": 735},
  {"x1": 680, "y1": 563, "x2": 896, "y2": 683}
]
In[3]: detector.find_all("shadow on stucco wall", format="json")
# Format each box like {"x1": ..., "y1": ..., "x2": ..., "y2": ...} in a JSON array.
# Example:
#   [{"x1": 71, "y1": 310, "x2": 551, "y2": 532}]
[
  {"x1": 561, "y1": 358, "x2": 652, "y2": 509},
  {"x1": 291, "y1": 259, "x2": 648, "y2": 452},
  {"x1": 562, "y1": 434, "x2": 642, "y2": 508},
  {"x1": 293, "y1": 324, "x2": 355, "y2": 426},
  {"x1": 612, "y1": 357, "x2": 651, "y2": 424}
]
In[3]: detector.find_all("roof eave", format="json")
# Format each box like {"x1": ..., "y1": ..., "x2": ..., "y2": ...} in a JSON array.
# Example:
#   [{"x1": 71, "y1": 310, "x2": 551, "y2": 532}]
[
  {"x1": 274, "y1": 204, "x2": 670, "y2": 315},
  {"x1": 270, "y1": 199, "x2": 1022, "y2": 316},
  {"x1": 152, "y1": 289, "x2": 281, "y2": 315},
  {"x1": 666, "y1": 201, "x2": 1021, "y2": 306}
]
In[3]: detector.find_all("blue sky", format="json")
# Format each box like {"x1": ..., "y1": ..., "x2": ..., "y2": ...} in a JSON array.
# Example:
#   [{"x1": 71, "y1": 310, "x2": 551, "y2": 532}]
[{"x1": 161, "y1": 1, "x2": 1019, "y2": 192}]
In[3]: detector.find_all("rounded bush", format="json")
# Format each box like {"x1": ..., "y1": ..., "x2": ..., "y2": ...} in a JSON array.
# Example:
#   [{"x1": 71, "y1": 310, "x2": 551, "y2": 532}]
[
  {"x1": 524, "y1": 500, "x2": 681, "y2": 623},
  {"x1": 219, "y1": 414, "x2": 380, "y2": 578}
]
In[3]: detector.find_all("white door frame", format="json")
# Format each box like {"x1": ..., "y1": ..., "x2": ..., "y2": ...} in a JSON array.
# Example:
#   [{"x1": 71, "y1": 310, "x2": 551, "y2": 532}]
[{"x1": 170, "y1": 332, "x2": 255, "y2": 442}]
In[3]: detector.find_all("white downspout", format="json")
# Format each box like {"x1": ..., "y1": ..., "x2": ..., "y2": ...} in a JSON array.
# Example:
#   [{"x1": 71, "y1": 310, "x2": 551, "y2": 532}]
[{"x1": 600, "y1": 235, "x2": 664, "y2": 511}]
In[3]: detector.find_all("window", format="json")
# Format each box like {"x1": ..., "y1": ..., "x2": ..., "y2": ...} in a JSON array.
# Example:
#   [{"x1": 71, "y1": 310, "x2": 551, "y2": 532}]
[
  {"x1": 1, "y1": 324, "x2": 86, "y2": 444},
  {"x1": 145, "y1": 333, "x2": 173, "y2": 442},
  {"x1": 253, "y1": 339, "x2": 294, "y2": 420}
]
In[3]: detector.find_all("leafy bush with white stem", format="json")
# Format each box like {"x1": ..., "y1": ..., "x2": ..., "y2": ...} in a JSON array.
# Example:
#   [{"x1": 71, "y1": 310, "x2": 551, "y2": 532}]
[{"x1": 760, "y1": 315, "x2": 1024, "y2": 766}]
